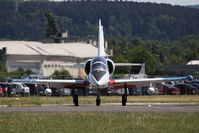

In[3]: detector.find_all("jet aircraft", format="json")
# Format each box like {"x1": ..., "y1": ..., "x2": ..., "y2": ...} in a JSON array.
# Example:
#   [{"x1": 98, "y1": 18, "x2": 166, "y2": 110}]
[{"x1": 13, "y1": 20, "x2": 192, "y2": 106}]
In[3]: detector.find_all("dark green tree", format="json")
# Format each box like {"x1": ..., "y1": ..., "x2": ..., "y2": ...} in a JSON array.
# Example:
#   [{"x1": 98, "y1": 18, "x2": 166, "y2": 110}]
[
  {"x1": 1, "y1": 1, "x2": 199, "y2": 41},
  {"x1": 7, "y1": 68, "x2": 35, "y2": 78},
  {"x1": 8, "y1": 67, "x2": 25, "y2": 78},
  {"x1": 25, "y1": 69, "x2": 35, "y2": 75},
  {"x1": 44, "y1": 10, "x2": 58, "y2": 37},
  {"x1": 0, "y1": 61, "x2": 7, "y2": 74},
  {"x1": 193, "y1": 72, "x2": 199, "y2": 79},
  {"x1": 127, "y1": 45, "x2": 162, "y2": 75},
  {"x1": 51, "y1": 69, "x2": 71, "y2": 79}
]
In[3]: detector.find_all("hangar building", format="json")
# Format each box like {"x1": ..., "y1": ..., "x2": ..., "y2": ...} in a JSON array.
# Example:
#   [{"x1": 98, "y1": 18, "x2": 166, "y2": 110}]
[
  {"x1": 164, "y1": 60, "x2": 199, "y2": 76},
  {"x1": 0, "y1": 41, "x2": 108, "y2": 78}
]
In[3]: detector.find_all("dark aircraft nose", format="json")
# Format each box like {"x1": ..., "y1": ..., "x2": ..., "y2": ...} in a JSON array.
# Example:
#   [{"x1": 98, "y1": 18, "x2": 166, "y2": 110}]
[{"x1": 92, "y1": 70, "x2": 106, "y2": 81}]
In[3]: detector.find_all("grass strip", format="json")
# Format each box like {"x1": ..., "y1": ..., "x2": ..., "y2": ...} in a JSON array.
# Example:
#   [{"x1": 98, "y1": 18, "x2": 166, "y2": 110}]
[
  {"x1": 0, "y1": 95, "x2": 199, "y2": 106},
  {"x1": 0, "y1": 112, "x2": 199, "y2": 133}
]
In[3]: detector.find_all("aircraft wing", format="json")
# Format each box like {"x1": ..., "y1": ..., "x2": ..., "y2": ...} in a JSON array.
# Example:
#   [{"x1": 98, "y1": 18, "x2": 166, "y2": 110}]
[
  {"x1": 60, "y1": 63, "x2": 84, "y2": 67},
  {"x1": 110, "y1": 75, "x2": 193, "y2": 87},
  {"x1": 60, "y1": 63, "x2": 142, "y2": 67},
  {"x1": 12, "y1": 75, "x2": 192, "y2": 89},
  {"x1": 12, "y1": 79, "x2": 89, "y2": 89},
  {"x1": 115, "y1": 63, "x2": 142, "y2": 66}
]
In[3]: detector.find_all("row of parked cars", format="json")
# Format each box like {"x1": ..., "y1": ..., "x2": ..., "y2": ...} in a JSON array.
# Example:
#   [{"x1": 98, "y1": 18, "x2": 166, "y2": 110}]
[
  {"x1": 105, "y1": 80, "x2": 199, "y2": 96},
  {"x1": 2, "y1": 82, "x2": 75, "y2": 97},
  {"x1": 0, "y1": 82, "x2": 45, "y2": 97},
  {"x1": 128, "y1": 81, "x2": 199, "y2": 95},
  {"x1": 0, "y1": 82, "x2": 74, "y2": 96},
  {"x1": 0, "y1": 82, "x2": 72, "y2": 97},
  {"x1": 0, "y1": 80, "x2": 199, "y2": 97}
]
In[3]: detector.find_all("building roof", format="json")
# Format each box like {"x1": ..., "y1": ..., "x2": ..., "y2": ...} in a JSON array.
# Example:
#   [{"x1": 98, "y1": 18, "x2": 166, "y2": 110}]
[
  {"x1": 0, "y1": 41, "x2": 99, "y2": 58},
  {"x1": 187, "y1": 60, "x2": 199, "y2": 65}
]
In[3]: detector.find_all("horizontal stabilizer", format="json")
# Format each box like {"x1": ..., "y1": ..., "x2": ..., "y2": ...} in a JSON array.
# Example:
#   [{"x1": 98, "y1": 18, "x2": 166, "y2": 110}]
[
  {"x1": 60, "y1": 64, "x2": 84, "y2": 67},
  {"x1": 115, "y1": 63, "x2": 142, "y2": 66}
]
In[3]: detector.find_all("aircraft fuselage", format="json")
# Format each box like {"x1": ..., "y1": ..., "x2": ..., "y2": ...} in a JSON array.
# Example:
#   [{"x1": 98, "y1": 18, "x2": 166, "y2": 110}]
[{"x1": 88, "y1": 56, "x2": 110, "y2": 88}]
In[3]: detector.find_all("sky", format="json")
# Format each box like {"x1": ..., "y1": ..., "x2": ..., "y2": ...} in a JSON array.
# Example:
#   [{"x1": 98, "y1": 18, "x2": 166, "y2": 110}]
[
  {"x1": 133, "y1": 0, "x2": 199, "y2": 6},
  {"x1": 52, "y1": 0, "x2": 199, "y2": 6}
]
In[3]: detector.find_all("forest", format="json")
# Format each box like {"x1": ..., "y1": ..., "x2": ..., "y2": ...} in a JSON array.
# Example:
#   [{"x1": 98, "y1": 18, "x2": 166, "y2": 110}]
[
  {"x1": 0, "y1": 0, "x2": 199, "y2": 41},
  {"x1": 108, "y1": 35, "x2": 199, "y2": 75}
]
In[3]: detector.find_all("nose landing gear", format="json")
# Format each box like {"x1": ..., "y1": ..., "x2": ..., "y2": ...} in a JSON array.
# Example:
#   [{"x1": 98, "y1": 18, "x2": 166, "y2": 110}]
[
  {"x1": 96, "y1": 89, "x2": 101, "y2": 106},
  {"x1": 96, "y1": 95, "x2": 101, "y2": 106},
  {"x1": 122, "y1": 84, "x2": 128, "y2": 106}
]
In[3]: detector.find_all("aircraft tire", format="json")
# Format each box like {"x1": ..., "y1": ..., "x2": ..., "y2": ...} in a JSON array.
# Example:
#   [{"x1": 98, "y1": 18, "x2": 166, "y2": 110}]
[
  {"x1": 73, "y1": 95, "x2": 79, "y2": 106},
  {"x1": 122, "y1": 94, "x2": 127, "y2": 106},
  {"x1": 96, "y1": 96, "x2": 101, "y2": 106}
]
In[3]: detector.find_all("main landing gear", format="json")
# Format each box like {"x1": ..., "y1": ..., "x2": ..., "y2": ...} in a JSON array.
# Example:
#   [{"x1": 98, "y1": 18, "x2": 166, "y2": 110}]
[
  {"x1": 122, "y1": 84, "x2": 128, "y2": 106},
  {"x1": 71, "y1": 85, "x2": 128, "y2": 106},
  {"x1": 73, "y1": 94, "x2": 79, "y2": 106},
  {"x1": 72, "y1": 88, "x2": 101, "y2": 106},
  {"x1": 96, "y1": 89, "x2": 101, "y2": 106},
  {"x1": 72, "y1": 89, "x2": 79, "y2": 106}
]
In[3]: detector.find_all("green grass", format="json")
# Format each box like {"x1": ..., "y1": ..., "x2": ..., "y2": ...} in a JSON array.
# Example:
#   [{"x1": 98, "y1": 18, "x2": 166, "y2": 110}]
[
  {"x1": 0, "y1": 95, "x2": 199, "y2": 106},
  {"x1": 0, "y1": 112, "x2": 199, "y2": 133}
]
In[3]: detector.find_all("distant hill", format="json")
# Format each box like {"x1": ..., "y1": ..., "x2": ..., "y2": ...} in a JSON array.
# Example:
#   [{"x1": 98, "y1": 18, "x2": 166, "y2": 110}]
[
  {"x1": 0, "y1": 1, "x2": 199, "y2": 41},
  {"x1": 187, "y1": 5, "x2": 199, "y2": 9}
]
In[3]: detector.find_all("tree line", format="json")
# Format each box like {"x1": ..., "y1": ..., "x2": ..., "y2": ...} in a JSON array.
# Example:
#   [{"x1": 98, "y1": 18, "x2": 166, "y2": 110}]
[
  {"x1": 109, "y1": 35, "x2": 199, "y2": 75},
  {"x1": 0, "y1": 0, "x2": 199, "y2": 41},
  {"x1": 0, "y1": 62, "x2": 71, "y2": 81}
]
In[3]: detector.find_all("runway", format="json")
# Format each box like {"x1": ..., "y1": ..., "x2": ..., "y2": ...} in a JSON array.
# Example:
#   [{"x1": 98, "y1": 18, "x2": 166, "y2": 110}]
[{"x1": 0, "y1": 103, "x2": 199, "y2": 113}]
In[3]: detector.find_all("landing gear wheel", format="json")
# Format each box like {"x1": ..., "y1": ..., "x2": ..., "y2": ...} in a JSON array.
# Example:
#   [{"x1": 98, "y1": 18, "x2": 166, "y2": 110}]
[
  {"x1": 73, "y1": 95, "x2": 79, "y2": 106},
  {"x1": 122, "y1": 94, "x2": 127, "y2": 106},
  {"x1": 96, "y1": 95, "x2": 101, "y2": 106}
]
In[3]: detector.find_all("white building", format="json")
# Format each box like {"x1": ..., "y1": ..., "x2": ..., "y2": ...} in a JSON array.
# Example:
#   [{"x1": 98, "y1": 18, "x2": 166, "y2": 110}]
[
  {"x1": 0, "y1": 41, "x2": 106, "y2": 78},
  {"x1": 187, "y1": 60, "x2": 199, "y2": 65}
]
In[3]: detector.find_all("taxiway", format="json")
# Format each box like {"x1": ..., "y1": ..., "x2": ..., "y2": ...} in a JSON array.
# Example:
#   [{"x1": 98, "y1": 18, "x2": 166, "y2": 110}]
[{"x1": 0, "y1": 103, "x2": 199, "y2": 113}]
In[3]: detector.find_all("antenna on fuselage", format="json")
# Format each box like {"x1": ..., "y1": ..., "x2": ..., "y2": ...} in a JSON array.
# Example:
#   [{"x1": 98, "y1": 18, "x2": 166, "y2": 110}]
[{"x1": 98, "y1": 19, "x2": 106, "y2": 57}]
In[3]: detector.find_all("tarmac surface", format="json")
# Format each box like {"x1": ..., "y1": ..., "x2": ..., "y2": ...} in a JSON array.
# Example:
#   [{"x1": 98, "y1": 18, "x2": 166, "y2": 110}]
[{"x1": 0, "y1": 103, "x2": 199, "y2": 113}]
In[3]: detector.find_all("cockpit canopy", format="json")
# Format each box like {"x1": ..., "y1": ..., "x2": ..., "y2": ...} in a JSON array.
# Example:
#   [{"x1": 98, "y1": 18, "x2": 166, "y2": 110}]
[
  {"x1": 92, "y1": 63, "x2": 107, "y2": 71},
  {"x1": 91, "y1": 56, "x2": 107, "y2": 81},
  {"x1": 92, "y1": 56, "x2": 107, "y2": 65},
  {"x1": 91, "y1": 56, "x2": 107, "y2": 71}
]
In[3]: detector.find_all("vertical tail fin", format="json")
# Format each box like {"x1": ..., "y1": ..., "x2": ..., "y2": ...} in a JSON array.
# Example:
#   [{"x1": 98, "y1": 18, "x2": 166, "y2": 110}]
[
  {"x1": 139, "y1": 63, "x2": 145, "y2": 75},
  {"x1": 98, "y1": 19, "x2": 105, "y2": 56}
]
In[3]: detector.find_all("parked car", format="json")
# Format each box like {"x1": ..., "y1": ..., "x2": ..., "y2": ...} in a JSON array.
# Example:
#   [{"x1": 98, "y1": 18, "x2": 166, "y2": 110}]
[
  {"x1": 175, "y1": 84, "x2": 198, "y2": 95},
  {"x1": 158, "y1": 82, "x2": 180, "y2": 95},
  {"x1": 25, "y1": 83, "x2": 45, "y2": 96},
  {"x1": 0, "y1": 85, "x2": 3, "y2": 96},
  {"x1": 155, "y1": 83, "x2": 164, "y2": 95},
  {"x1": 59, "y1": 88, "x2": 71, "y2": 96},
  {"x1": 191, "y1": 80, "x2": 199, "y2": 84},
  {"x1": 88, "y1": 88, "x2": 98, "y2": 95},
  {"x1": 0, "y1": 83, "x2": 8, "y2": 96},
  {"x1": 51, "y1": 88, "x2": 61, "y2": 96},
  {"x1": 189, "y1": 83, "x2": 199, "y2": 93},
  {"x1": 13, "y1": 83, "x2": 30, "y2": 96},
  {"x1": 108, "y1": 88, "x2": 129, "y2": 95},
  {"x1": 133, "y1": 87, "x2": 142, "y2": 95},
  {"x1": 6, "y1": 83, "x2": 15, "y2": 97}
]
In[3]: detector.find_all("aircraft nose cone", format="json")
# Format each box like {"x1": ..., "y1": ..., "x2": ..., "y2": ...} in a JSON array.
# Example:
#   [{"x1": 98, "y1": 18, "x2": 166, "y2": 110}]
[{"x1": 92, "y1": 70, "x2": 106, "y2": 81}]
